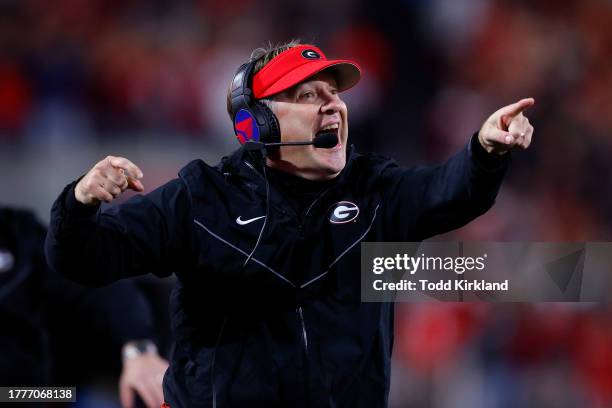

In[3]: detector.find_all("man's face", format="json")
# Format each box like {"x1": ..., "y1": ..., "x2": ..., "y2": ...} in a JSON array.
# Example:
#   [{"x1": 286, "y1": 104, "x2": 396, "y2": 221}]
[{"x1": 267, "y1": 72, "x2": 348, "y2": 180}]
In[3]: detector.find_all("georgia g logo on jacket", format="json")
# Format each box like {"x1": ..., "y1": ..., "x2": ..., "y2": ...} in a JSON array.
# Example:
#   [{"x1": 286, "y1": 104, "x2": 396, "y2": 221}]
[{"x1": 329, "y1": 201, "x2": 360, "y2": 224}]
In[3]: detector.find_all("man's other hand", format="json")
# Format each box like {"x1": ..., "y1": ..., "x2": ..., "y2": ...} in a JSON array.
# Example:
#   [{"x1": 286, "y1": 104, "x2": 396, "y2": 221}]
[
  {"x1": 119, "y1": 352, "x2": 168, "y2": 408},
  {"x1": 75, "y1": 156, "x2": 144, "y2": 205},
  {"x1": 478, "y1": 98, "x2": 535, "y2": 155}
]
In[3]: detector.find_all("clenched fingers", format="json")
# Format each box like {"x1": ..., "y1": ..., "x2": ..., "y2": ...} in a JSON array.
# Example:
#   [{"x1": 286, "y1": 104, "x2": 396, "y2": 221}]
[
  {"x1": 75, "y1": 155, "x2": 145, "y2": 205},
  {"x1": 507, "y1": 115, "x2": 534, "y2": 149},
  {"x1": 479, "y1": 97, "x2": 535, "y2": 155},
  {"x1": 108, "y1": 156, "x2": 143, "y2": 179},
  {"x1": 125, "y1": 175, "x2": 144, "y2": 193},
  {"x1": 92, "y1": 184, "x2": 115, "y2": 203},
  {"x1": 479, "y1": 127, "x2": 517, "y2": 154}
]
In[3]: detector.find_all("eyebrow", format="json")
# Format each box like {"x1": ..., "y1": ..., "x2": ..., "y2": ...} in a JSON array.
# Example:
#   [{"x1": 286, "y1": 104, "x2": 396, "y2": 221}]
[
  {"x1": 298, "y1": 81, "x2": 337, "y2": 92},
  {"x1": 281, "y1": 80, "x2": 338, "y2": 101}
]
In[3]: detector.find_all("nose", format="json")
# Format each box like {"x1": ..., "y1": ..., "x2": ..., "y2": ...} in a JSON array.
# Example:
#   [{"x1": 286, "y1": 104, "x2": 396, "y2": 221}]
[{"x1": 320, "y1": 92, "x2": 343, "y2": 115}]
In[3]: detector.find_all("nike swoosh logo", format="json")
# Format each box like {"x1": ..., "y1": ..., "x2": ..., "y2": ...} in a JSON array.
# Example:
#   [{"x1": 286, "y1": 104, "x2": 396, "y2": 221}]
[{"x1": 236, "y1": 215, "x2": 266, "y2": 225}]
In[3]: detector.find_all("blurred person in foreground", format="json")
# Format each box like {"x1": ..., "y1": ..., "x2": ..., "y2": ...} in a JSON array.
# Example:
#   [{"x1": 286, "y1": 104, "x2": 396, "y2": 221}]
[
  {"x1": 0, "y1": 207, "x2": 168, "y2": 408},
  {"x1": 45, "y1": 40, "x2": 534, "y2": 407}
]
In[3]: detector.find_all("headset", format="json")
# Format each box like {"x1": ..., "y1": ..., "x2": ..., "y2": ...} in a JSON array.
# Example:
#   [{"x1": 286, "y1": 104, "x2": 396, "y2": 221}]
[{"x1": 230, "y1": 61, "x2": 281, "y2": 146}]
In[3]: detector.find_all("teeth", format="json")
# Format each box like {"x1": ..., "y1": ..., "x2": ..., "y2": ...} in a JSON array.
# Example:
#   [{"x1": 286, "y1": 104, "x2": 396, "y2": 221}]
[{"x1": 320, "y1": 124, "x2": 339, "y2": 131}]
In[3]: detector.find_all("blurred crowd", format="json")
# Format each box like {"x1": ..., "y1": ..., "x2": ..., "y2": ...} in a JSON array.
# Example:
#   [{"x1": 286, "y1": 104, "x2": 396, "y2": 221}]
[{"x1": 1, "y1": 0, "x2": 612, "y2": 407}]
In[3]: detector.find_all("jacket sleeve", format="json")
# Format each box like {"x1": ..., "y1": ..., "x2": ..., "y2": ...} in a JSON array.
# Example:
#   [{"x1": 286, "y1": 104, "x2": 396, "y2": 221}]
[
  {"x1": 45, "y1": 178, "x2": 191, "y2": 287},
  {"x1": 381, "y1": 134, "x2": 510, "y2": 241}
]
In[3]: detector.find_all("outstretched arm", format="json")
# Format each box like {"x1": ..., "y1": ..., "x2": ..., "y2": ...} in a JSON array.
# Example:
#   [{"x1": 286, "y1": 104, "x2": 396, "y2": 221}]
[
  {"x1": 45, "y1": 156, "x2": 190, "y2": 286},
  {"x1": 383, "y1": 98, "x2": 535, "y2": 240}
]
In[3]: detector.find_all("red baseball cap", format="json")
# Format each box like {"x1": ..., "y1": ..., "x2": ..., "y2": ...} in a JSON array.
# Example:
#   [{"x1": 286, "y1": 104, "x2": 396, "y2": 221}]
[{"x1": 252, "y1": 45, "x2": 361, "y2": 99}]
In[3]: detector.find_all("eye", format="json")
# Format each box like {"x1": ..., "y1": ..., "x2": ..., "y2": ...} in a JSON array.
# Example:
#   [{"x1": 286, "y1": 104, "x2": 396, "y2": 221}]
[
  {"x1": 299, "y1": 91, "x2": 315, "y2": 101},
  {"x1": 330, "y1": 88, "x2": 338, "y2": 95}
]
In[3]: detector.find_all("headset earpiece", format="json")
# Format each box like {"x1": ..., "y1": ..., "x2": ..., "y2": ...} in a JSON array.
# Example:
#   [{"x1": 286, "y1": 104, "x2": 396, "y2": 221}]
[
  {"x1": 230, "y1": 62, "x2": 280, "y2": 146},
  {"x1": 254, "y1": 101, "x2": 280, "y2": 143}
]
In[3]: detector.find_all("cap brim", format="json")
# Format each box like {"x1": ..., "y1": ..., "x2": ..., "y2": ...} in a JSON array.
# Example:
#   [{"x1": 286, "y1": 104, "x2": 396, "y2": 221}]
[{"x1": 258, "y1": 60, "x2": 361, "y2": 99}]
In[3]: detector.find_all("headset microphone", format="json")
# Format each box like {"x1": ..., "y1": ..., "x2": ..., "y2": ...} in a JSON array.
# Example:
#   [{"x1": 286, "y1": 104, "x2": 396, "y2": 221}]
[
  {"x1": 243, "y1": 132, "x2": 338, "y2": 151},
  {"x1": 310, "y1": 132, "x2": 339, "y2": 148}
]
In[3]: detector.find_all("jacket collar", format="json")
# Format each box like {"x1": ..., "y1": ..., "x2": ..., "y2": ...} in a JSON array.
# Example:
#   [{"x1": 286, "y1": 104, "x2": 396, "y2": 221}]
[
  {"x1": 216, "y1": 145, "x2": 360, "y2": 216},
  {"x1": 219, "y1": 144, "x2": 360, "y2": 185}
]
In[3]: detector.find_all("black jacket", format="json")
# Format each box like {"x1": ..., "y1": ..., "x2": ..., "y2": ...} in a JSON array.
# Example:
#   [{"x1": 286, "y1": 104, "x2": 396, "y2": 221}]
[
  {"x1": 45, "y1": 137, "x2": 508, "y2": 407},
  {"x1": 0, "y1": 207, "x2": 155, "y2": 386}
]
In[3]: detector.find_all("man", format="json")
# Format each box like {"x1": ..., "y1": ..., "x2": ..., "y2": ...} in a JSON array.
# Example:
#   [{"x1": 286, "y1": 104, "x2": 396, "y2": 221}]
[
  {"x1": 45, "y1": 41, "x2": 534, "y2": 407},
  {"x1": 0, "y1": 206, "x2": 168, "y2": 408}
]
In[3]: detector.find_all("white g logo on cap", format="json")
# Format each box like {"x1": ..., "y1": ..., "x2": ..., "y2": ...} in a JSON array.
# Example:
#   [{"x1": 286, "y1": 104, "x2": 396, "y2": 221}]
[{"x1": 301, "y1": 49, "x2": 321, "y2": 60}]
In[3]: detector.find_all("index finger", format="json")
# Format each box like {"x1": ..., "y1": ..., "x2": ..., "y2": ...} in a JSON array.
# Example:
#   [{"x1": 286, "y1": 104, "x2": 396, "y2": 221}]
[
  {"x1": 498, "y1": 98, "x2": 535, "y2": 119},
  {"x1": 108, "y1": 156, "x2": 143, "y2": 179}
]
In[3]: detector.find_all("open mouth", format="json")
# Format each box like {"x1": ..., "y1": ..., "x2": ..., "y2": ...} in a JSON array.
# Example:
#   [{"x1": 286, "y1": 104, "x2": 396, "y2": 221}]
[{"x1": 315, "y1": 123, "x2": 340, "y2": 141}]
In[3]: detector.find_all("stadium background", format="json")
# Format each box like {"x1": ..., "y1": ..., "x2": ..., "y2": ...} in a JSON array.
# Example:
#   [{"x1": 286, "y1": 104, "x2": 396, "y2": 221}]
[{"x1": 1, "y1": 0, "x2": 611, "y2": 406}]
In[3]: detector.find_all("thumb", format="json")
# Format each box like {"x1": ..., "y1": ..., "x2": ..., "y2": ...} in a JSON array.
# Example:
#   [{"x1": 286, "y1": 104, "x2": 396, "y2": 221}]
[{"x1": 119, "y1": 382, "x2": 134, "y2": 408}]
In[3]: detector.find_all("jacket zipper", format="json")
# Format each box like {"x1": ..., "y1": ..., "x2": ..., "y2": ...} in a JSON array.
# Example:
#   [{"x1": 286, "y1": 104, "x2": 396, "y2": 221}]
[
  {"x1": 243, "y1": 160, "x2": 264, "y2": 180},
  {"x1": 297, "y1": 306, "x2": 308, "y2": 354},
  {"x1": 298, "y1": 186, "x2": 333, "y2": 234},
  {"x1": 297, "y1": 306, "x2": 311, "y2": 406},
  {"x1": 304, "y1": 185, "x2": 333, "y2": 218}
]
